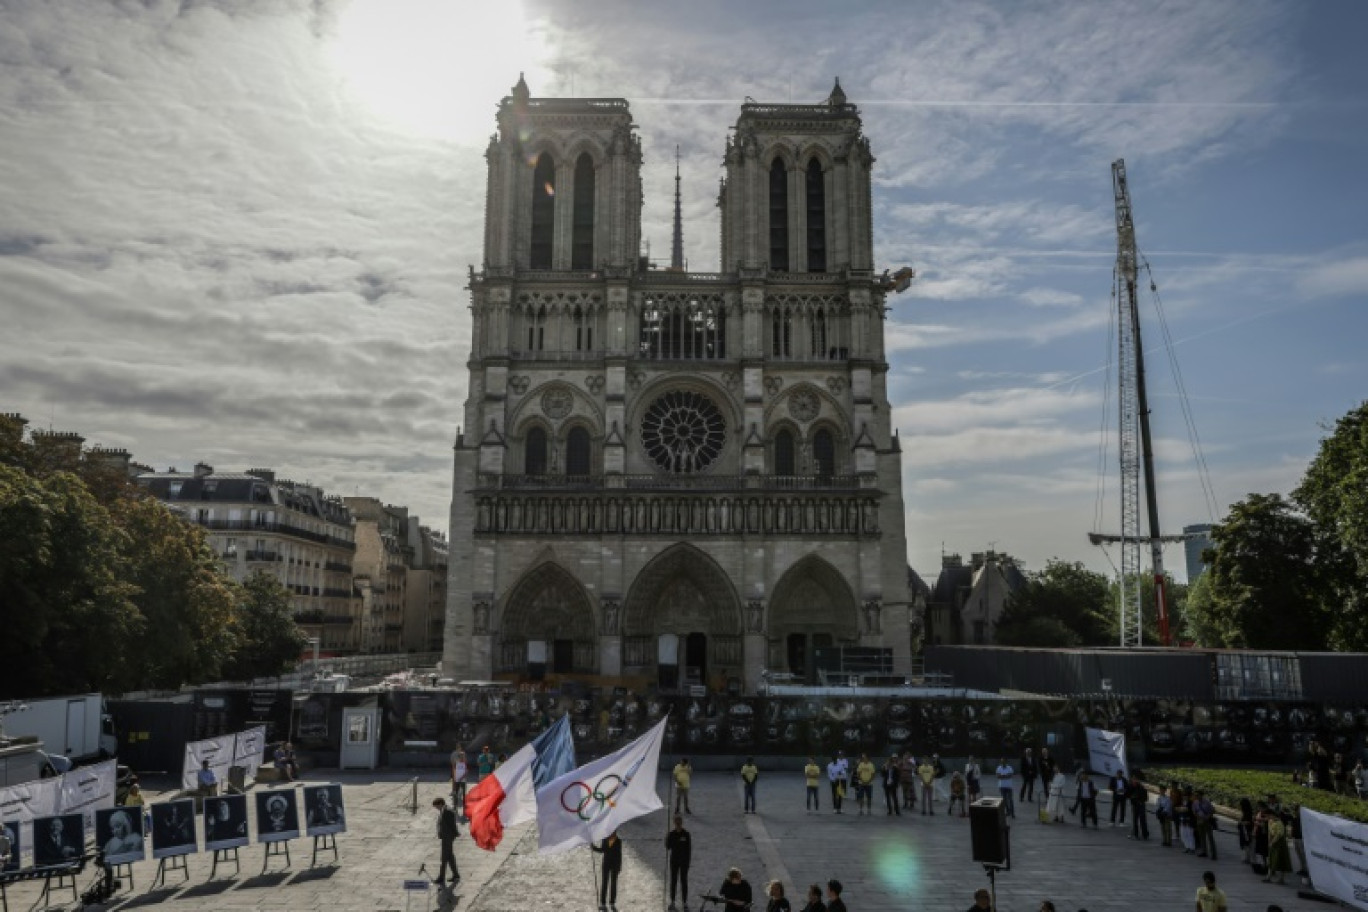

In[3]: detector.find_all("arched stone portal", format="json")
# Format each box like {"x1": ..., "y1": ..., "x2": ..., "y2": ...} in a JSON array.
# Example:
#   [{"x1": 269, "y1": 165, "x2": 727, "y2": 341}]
[
  {"x1": 767, "y1": 556, "x2": 860, "y2": 678},
  {"x1": 500, "y1": 562, "x2": 597, "y2": 674},
  {"x1": 622, "y1": 544, "x2": 742, "y2": 685}
]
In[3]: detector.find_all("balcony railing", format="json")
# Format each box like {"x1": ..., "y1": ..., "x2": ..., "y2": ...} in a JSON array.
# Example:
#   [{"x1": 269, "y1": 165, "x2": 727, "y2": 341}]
[
  {"x1": 195, "y1": 518, "x2": 349, "y2": 547},
  {"x1": 325, "y1": 561, "x2": 352, "y2": 573},
  {"x1": 245, "y1": 550, "x2": 282, "y2": 562},
  {"x1": 481, "y1": 474, "x2": 863, "y2": 492},
  {"x1": 323, "y1": 588, "x2": 353, "y2": 599}
]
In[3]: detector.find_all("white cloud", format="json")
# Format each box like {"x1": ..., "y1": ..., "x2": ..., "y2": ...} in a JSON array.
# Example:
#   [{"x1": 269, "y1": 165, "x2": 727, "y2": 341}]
[{"x1": 1299, "y1": 255, "x2": 1368, "y2": 299}]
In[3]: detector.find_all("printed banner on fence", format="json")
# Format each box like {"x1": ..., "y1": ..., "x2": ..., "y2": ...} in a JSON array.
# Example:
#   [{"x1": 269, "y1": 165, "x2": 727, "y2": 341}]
[
  {"x1": 0, "y1": 775, "x2": 62, "y2": 867},
  {"x1": 1084, "y1": 727, "x2": 1128, "y2": 778},
  {"x1": 58, "y1": 758, "x2": 116, "y2": 832},
  {"x1": 1302, "y1": 806, "x2": 1368, "y2": 910},
  {"x1": 233, "y1": 725, "x2": 267, "y2": 780},
  {"x1": 182, "y1": 731, "x2": 237, "y2": 790}
]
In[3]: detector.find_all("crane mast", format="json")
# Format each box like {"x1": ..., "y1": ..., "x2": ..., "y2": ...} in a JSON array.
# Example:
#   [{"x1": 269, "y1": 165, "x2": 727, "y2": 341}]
[{"x1": 1110, "y1": 159, "x2": 1170, "y2": 646}]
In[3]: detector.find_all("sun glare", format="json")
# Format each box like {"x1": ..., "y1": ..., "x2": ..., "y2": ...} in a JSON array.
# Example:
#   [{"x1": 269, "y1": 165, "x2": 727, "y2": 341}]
[{"x1": 329, "y1": 0, "x2": 549, "y2": 141}]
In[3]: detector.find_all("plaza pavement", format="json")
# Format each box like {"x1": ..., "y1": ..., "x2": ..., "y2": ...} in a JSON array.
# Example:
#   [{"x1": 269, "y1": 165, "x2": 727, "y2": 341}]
[{"x1": 3, "y1": 771, "x2": 1318, "y2": 911}]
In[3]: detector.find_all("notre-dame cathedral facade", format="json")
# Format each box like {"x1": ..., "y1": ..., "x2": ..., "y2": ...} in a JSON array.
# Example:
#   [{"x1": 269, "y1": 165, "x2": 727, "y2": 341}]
[{"x1": 444, "y1": 77, "x2": 913, "y2": 691}]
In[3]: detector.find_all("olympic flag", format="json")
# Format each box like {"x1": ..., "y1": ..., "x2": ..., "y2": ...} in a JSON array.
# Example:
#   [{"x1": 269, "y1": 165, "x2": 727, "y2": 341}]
[{"x1": 535, "y1": 716, "x2": 668, "y2": 855}]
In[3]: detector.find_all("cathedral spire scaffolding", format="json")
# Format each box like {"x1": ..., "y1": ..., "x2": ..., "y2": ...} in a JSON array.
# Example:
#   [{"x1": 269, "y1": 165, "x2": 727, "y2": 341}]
[{"x1": 670, "y1": 145, "x2": 684, "y2": 271}]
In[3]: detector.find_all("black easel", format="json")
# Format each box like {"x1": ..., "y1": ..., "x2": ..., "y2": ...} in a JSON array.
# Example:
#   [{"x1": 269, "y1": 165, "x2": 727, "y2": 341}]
[
  {"x1": 261, "y1": 839, "x2": 291, "y2": 874},
  {"x1": 311, "y1": 833, "x2": 337, "y2": 866},
  {"x1": 210, "y1": 847, "x2": 240, "y2": 878},
  {"x1": 151, "y1": 854, "x2": 190, "y2": 889},
  {"x1": 114, "y1": 861, "x2": 135, "y2": 890},
  {"x1": 37, "y1": 868, "x2": 79, "y2": 906}
]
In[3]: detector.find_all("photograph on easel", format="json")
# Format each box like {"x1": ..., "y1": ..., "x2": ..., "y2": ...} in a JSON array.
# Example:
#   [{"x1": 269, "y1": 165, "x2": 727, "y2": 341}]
[
  {"x1": 150, "y1": 799, "x2": 198, "y2": 859},
  {"x1": 95, "y1": 807, "x2": 145, "y2": 865},
  {"x1": 255, "y1": 789, "x2": 300, "y2": 842},
  {"x1": 32, "y1": 814, "x2": 82, "y2": 868},
  {"x1": 303, "y1": 784, "x2": 346, "y2": 836},
  {"x1": 204, "y1": 793, "x2": 249, "y2": 851},
  {"x1": 1, "y1": 820, "x2": 20, "y2": 872}
]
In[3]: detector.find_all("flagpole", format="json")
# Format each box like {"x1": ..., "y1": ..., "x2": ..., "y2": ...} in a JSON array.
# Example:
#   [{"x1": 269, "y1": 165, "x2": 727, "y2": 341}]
[
  {"x1": 590, "y1": 844, "x2": 601, "y2": 911},
  {"x1": 663, "y1": 771, "x2": 675, "y2": 911}
]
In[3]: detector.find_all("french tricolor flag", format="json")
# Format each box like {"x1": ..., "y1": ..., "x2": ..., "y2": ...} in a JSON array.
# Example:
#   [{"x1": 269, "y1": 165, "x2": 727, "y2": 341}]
[{"x1": 466, "y1": 714, "x2": 575, "y2": 850}]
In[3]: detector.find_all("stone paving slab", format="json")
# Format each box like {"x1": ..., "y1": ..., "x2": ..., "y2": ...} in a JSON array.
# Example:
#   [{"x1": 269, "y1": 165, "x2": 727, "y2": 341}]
[{"x1": 0, "y1": 771, "x2": 1321, "y2": 911}]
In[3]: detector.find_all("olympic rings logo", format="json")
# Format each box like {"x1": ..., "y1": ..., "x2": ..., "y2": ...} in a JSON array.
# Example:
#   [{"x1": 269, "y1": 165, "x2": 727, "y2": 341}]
[{"x1": 561, "y1": 774, "x2": 625, "y2": 821}]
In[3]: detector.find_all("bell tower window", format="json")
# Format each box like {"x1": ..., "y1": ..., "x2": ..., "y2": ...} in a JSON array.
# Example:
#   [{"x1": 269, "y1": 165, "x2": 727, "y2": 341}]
[
  {"x1": 768, "y1": 157, "x2": 789, "y2": 271},
  {"x1": 525, "y1": 427, "x2": 548, "y2": 476},
  {"x1": 530, "y1": 153, "x2": 555, "y2": 269},
  {"x1": 566, "y1": 426, "x2": 592, "y2": 476},
  {"x1": 571, "y1": 153, "x2": 595, "y2": 270},
  {"x1": 806, "y1": 157, "x2": 826, "y2": 273},
  {"x1": 813, "y1": 428, "x2": 835, "y2": 479},
  {"x1": 774, "y1": 429, "x2": 795, "y2": 476}
]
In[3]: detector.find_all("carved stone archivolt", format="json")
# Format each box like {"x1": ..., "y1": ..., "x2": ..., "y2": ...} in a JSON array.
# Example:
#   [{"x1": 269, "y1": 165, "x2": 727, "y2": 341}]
[
  {"x1": 541, "y1": 388, "x2": 573, "y2": 420},
  {"x1": 787, "y1": 388, "x2": 820, "y2": 422}
]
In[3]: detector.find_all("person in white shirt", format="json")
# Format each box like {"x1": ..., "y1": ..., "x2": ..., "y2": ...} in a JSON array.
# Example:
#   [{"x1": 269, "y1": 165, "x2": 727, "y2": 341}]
[
  {"x1": 826, "y1": 753, "x2": 850, "y2": 814},
  {"x1": 995, "y1": 760, "x2": 1016, "y2": 818},
  {"x1": 450, "y1": 749, "x2": 468, "y2": 812}
]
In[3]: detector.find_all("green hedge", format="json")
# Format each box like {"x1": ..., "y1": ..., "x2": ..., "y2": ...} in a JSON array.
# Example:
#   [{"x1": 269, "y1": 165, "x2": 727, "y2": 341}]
[{"x1": 1140, "y1": 767, "x2": 1368, "y2": 823}]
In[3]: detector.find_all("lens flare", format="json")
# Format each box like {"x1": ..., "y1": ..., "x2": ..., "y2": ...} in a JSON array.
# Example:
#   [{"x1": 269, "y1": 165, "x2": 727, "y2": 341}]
[{"x1": 871, "y1": 834, "x2": 922, "y2": 892}]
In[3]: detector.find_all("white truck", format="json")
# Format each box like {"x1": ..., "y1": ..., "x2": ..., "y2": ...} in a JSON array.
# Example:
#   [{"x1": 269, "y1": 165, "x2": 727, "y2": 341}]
[{"x1": 0, "y1": 693, "x2": 118, "y2": 763}]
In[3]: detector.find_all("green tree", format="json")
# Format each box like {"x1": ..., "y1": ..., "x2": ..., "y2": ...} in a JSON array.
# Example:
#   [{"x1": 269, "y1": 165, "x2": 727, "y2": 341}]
[
  {"x1": 223, "y1": 572, "x2": 306, "y2": 681},
  {"x1": 995, "y1": 559, "x2": 1113, "y2": 646},
  {"x1": 1104, "y1": 573, "x2": 1188, "y2": 645},
  {"x1": 1198, "y1": 493, "x2": 1330, "y2": 650},
  {"x1": 1294, "y1": 400, "x2": 1368, "y2": 649},
  {"x1": 113, "y1": 496, "x2": 241, "y2": 690},
  {"x1": 0, "y1": 466, "x2": 139, "y2": 698},
  {"x1": 1181, "y1": 569, "x2": 1222, "y2": 647}
]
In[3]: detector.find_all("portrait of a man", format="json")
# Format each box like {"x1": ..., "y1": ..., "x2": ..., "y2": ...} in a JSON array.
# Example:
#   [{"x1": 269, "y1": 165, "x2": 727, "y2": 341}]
[
  {"x1": 203, "y1": 794, "x2": 249, "y2": 851},
  {"x1": 33, "y1": 814, "x2": 82, "y2": 868},
  {"x1": 304, "y1": 784, "x2": 346, "y2": 836},
  {"x1": 0, "y1": 821, "x2": 20, "y2": 873},
  {"x1": 95, "y1": 807, "x2": 146, "y2": 865},
  {"x1": 150, "y1": 799, "x2": 198, "y2": 859},
  {"x1": 254, "y1": 789, "x2": 299, "y2": 842}
]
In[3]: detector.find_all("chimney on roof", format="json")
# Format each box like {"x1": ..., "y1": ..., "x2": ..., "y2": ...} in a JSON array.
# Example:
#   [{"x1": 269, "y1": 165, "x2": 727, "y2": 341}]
[
  {"x1": 194, "y1": 462, "x2": 213, "y2": 478},
  {"x1": 247, "y1": 468, "x2": 276, "y2": 484},
  {"x1": 971, "y1": 552, "x2": 985, "y2": 570},
  {"x1": 87, "y1": 446, "x2": 132, "y2": 475},
  {"x1": 942, "y1": 553, "x2": 962, "y2": 569},
  {"x1": 0, "y1": 412, "x2": 28, "y2": 445}
]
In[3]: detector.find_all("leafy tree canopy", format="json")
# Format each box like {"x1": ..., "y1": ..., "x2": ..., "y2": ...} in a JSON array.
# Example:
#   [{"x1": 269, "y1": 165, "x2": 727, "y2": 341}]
[{"x1": 995, "y1": 559, "x2": 1113, "y2": 647}]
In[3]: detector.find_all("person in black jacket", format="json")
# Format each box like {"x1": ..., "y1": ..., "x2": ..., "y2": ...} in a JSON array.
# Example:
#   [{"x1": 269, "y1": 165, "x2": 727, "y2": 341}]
[
  {"x1": 1127, "y1": 775, "x2": 1149, "y2": 840},
  {"x1": 825, "y1": 879, "x2": 847, "y2": 912},
  {"x1": 1019, "y1": 748, "x2": 1038, "y2": 803},
  {"x1": 432, "y1": 798, "x2": 461, "y2": 885},
  {"x1": 720, "y1": 867, "x2": 753, "y2": 912},
  {"x1": 594, "y1": 831, "x2": 623, "y2": 912},
  {"x1": 1108, "y1": 772, "x2": 1128, "y2": 826},
  {"x1": 666, "y1": 815, "x2": 692, "y2": 911}
]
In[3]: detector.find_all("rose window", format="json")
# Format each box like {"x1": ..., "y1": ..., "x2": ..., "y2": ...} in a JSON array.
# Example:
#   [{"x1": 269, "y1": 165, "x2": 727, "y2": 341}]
[{"x1": 640, "y1": 390, "x2": 726, "y2": 473}]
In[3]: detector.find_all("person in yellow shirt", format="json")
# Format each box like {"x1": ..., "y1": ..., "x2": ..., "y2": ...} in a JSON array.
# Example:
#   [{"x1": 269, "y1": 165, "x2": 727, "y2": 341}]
[
  {"x1": 854, "y1": 755, "x2": 876, "y2": 815},
  {"x1": 918, "y1": 757, "x2": 936, "y2": 815},
  {"x1": 673, "y1": 758, "x2": 693, "y2": 815},
  {"x1": 741, "y1": 757, "x2": 760, "y2": 814},
  {"x1": 804, "y1": 757, "x2": 821, "y2": 813}
]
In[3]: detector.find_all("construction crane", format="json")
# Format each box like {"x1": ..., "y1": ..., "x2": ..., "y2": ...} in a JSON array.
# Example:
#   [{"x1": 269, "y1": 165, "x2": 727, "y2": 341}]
[{"x1": 1087, "y1": 160, "x2": 1184, "y2": 647}]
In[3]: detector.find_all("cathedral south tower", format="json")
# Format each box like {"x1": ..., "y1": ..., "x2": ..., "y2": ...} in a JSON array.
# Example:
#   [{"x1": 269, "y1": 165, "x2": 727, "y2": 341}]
[{"x1": 445, "y1": 78, "x2": 913, "y2": 691}]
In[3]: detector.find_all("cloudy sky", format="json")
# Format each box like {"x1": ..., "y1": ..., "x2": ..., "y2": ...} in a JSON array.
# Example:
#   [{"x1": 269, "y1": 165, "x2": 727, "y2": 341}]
[{"x1": 3, "y1": 0, "x2": 1365, "y2": 584}]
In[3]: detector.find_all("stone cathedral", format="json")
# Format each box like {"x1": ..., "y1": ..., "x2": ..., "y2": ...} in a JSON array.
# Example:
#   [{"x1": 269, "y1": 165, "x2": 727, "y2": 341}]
[{"x1": 444, "y1": 76, "x2": 913, "y2": 691}]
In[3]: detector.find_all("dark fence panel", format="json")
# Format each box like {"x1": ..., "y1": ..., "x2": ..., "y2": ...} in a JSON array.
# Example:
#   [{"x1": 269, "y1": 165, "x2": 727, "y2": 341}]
[
  {"x1": 926, "y1": 646, "x2": 1214, "y2": 699},
  {"x1": 108, "y1": 699, "x2": 194, "y2": 775}
]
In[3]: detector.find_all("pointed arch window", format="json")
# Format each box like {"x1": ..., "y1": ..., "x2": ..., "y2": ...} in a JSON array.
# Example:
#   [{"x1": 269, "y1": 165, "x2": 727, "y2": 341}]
[
  {"x1": 530, "y1": 153, "x2": 555, "y2": 269},
  {"x1": 571, "y1": 153, "x2": 595, "y2": 270},
  {"x1": 574, "y1": 305, "x2": 593, "y2": 351},
  {"x1": 775, "y1": 429, "x2": 796, "y2": 476},
  {"x1": 768, "y1": 157, "x2": 789, "y2": 271},
  {"x1": 813, "y1": 428, "x2": 835, "y2": 479},
  {"x1": 806, "y1": 157, "x2": 826, "y2": 273},
  {"x1": 525, "y1": 427, "x2": 548, "y2": 476},
  {"x1": 565, "y1": 426, "x2": 592, "y2": 476}
]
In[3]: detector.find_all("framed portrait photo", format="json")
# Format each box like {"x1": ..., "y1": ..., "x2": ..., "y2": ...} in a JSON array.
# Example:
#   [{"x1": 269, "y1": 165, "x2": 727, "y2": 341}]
[
  {"x1": 303, "y1": 784, "x2": 346, "y2": 836},
  {"x1": 95, "y1": 806, "x2": 146, "y2": 865},
  {"x1": 255, "y1": 789, "x2": 300, "y2": 842},
  {"x1": 150, "y1": 799, "x2": 198, "y2": 859}
]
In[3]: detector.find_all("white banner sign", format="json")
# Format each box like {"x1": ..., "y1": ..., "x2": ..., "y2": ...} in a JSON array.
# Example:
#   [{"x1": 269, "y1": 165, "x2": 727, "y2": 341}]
[
  {"x1": 0, "y1": 775, "x2": 62, "y2": 866},
  {"x1": 58, "y1": 758, "x2": 117, "y2": 833},
  {"x1": 1085, "y1": 727, "x2": 1128, "y2": 778},
  {"x1": 1302, "y1": 806, "x2": 1368, "y2": 910},
  {"x1": 233, "y1": 726, "x2": 267, "y2": 781},
  {"x1": 182, "y1": 732, "x2": 237, "y2": 790}
]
